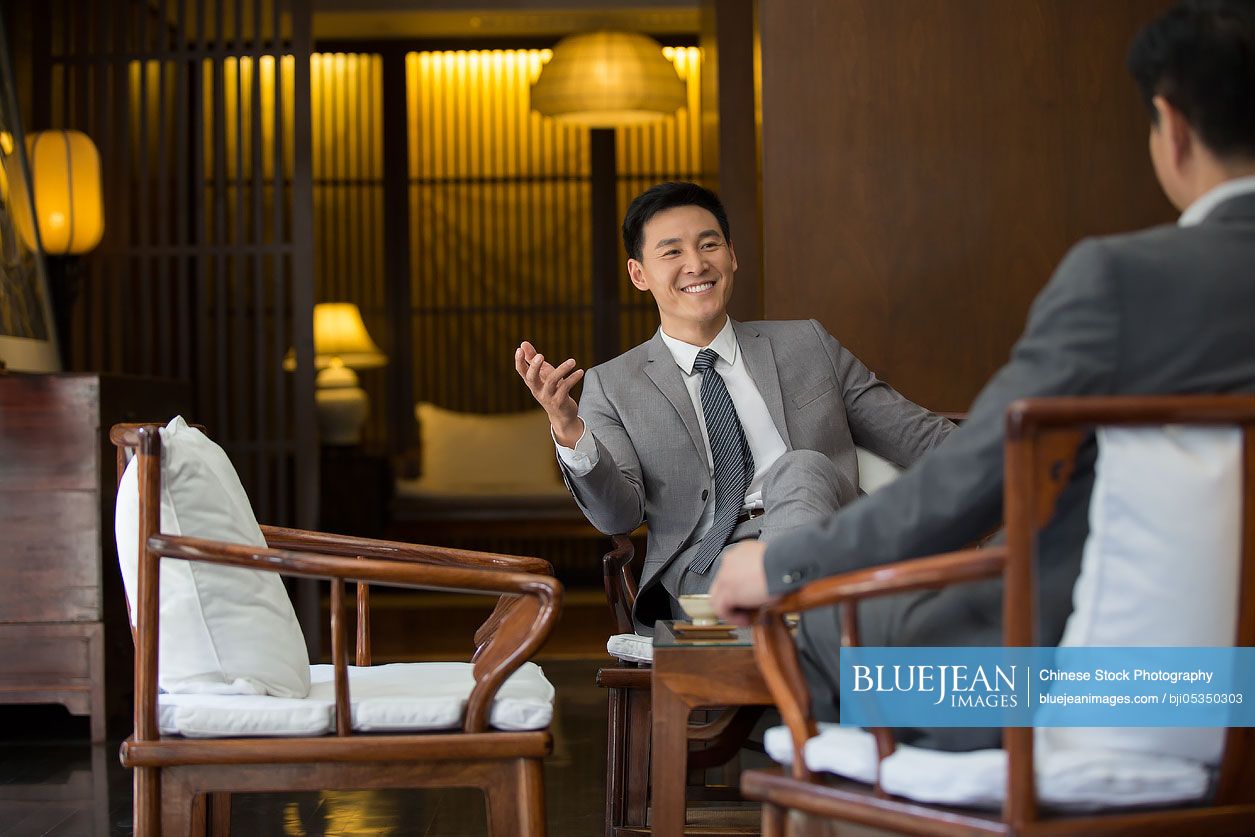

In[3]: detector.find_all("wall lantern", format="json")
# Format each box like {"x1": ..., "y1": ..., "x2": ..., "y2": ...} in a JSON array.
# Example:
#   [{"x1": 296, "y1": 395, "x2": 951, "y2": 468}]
[{"x1": 22, "y1": 129, "x2": 104, "y2": 255}]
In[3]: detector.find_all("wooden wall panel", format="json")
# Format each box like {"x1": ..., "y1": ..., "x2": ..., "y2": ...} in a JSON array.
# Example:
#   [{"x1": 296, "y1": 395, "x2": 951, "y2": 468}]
[{"x1": 759, "y1": 0, "x2": 1176, "y2": 412}]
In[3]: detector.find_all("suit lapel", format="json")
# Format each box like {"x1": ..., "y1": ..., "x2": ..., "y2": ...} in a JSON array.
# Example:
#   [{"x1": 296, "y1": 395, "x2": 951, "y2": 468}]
[
  {"x1": 644, "y1": 332, "x2": 707, "y2": 458},
  {"x1": 734, "y1": 320, "x2": 792, "y2": 448}
]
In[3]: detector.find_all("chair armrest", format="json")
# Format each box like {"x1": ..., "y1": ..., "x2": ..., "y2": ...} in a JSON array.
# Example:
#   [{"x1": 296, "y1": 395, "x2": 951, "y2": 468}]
[
  {"x1": 603, "y1": 534, "x2": 638, "y2": 634},
  {"x1": 139, "y1": 533, "x2": 562, "y2": 735},
  {"x1": 260, "y1": 524, "x2": 553, "y2": 575},
  {"x1": 763, "y1": 547, "x2": 1005, "y2": 617},
  {"x1": 753, "y1": 547, "x2": 1006, "y2": 781}
]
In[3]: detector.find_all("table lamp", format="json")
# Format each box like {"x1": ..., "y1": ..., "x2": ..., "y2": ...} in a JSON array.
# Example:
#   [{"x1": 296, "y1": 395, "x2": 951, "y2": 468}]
[{"x1": 287, "y1": 302, "x2": 387, "y2": 445}]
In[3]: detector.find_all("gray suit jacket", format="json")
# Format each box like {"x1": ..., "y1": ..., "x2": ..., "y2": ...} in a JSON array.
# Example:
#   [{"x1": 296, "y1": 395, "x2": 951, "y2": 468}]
[
  {"x1": 767, "y1": 192, "x2": 1255, "y2": 655},
  {"x1": 561, "y1": 318, "x2": 954, "y2": 628}
]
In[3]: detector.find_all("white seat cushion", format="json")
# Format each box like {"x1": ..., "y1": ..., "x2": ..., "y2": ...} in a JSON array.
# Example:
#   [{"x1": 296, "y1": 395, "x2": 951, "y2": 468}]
[
  {"x1": 607, "y1": 633, "x2": 653, "y2": 664},
  {"x1": 158, "y1": 661, "x2": 554, "y2": 738},
  {"x1": 115, "y1": 417, "x2": 311, "y2": 697},
  {"x1": 764, "y1": 724, "x2": 1210, "y2": 812}
]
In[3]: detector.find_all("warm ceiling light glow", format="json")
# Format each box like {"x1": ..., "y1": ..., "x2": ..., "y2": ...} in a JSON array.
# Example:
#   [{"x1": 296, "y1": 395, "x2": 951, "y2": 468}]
[
  {"x1": 530, "y1": 31, "x2": 686, "y2": 127},
  {"x1": 23, "y1": 129, "x2": 104, "y2": 255}
]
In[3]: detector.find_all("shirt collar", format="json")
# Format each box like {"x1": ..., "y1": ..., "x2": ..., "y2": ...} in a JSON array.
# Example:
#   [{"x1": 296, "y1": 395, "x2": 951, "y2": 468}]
[
  {"x1": 1178, "y1": 175, "x2": 1255, "y2": 227},
  {"x1": 658, "y1": 317, "x2": 739, "y2": 375}
]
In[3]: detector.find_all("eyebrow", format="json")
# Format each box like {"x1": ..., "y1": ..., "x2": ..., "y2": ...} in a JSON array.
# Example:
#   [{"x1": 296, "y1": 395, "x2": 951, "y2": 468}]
[{"x1": 652, "y1": 229, "x2": 723, "y2": 250}]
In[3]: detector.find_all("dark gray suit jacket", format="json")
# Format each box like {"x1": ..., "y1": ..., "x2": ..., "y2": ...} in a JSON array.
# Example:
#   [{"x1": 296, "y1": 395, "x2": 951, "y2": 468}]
[
  {"x1": 560, "y1": 318, "x2": 954, "y2": 628},
  {"x1": 767, "y1": 192, "x2": 1255, "y2": 657}
]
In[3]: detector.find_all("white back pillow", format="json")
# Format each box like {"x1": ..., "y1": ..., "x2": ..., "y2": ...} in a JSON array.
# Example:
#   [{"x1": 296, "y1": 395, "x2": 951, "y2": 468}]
[
  {"x1": 1044, "y1": 426, "x2": 1242, "y2": 764},
  {"x1": 115, "y1": 416, "x2": 311, "y2": 697},
  {"x1": 416, "y1": 402, "x2": 562, "y2": 492},
  {"x1": 855, "y1": 446, "x2": 901, "y2": 494}
]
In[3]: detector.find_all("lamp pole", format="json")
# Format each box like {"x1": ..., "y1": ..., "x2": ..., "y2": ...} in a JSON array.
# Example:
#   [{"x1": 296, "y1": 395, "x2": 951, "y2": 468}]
[{"x1": 589, "y1": 127, "x2": 620, "y2": 365}]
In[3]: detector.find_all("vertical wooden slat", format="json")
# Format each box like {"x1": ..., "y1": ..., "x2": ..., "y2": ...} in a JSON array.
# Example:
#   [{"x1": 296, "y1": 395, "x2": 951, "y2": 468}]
[
  {"x1": 211, "y1": 1, "x2": 228, "y2": 438},
  {"x1": 271, "y1": 40, "x2": 289, "y2": 525},
  {"x1": 136, "y1": 2, "x2": 152, "y2": 371},
  {"x1": 382, "y1": 49, "x2": 413, "y2": 453},
  {"x1": 250, "y1": 25, "x2": 268, "y2": 509},
  {"x1": 290, "y1": 0, "x2": 321, "y2": 655}
]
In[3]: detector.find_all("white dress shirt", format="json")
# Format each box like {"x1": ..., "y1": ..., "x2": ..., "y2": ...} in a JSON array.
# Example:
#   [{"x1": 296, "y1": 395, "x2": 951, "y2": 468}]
[
  {"x1": 1178, "y1": 175, "x2": 1255, "y2": 227},
  {"x1": 556, "y1": 317, "x2": 788, "y2": 541}
]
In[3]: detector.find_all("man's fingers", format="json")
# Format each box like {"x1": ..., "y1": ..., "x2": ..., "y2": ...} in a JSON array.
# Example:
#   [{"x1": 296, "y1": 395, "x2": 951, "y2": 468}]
[
  {"x1": 542, "y1": 359, "x2": 578, "y2": 395},
  {"x1": 525, "y1": 353, "x2": 546, "y2": 389},
  {"x1": 514, "y1": 347, "x2": 532, "y2": 380},
  {"x1": 555, "y1": 368, "x2": 584, "y2": 400}
]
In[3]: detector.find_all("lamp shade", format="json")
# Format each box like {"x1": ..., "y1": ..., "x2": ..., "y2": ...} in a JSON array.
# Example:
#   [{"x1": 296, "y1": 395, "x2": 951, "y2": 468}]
[
  {"x1": 312, "y1": 302, "x2": 386, "y2": 370},
  {"x1": 23, "y1": 129, "x2": 104, "y2": 255},
  {"x1": 530, "y1": 31, "x2": 686, "y2": 127}
]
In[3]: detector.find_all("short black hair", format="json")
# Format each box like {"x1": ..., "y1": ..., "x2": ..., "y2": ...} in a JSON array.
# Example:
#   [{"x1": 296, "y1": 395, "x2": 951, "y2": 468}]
[
  {"x1": 621, "y1": 181, "x2": 732, "y2": 261},
  {"x1": 1127, "y1": 0, "x2": 1255, "y2": 159}
]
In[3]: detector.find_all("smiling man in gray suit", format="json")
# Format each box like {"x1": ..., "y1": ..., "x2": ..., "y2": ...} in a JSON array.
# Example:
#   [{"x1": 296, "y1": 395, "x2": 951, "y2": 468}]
[
  {"x1": 515, "y1": 182, "x2": 953, "y2": 633},
  {"x1": 711, "y1": 0, "x2": 1255, "y2": 750}
]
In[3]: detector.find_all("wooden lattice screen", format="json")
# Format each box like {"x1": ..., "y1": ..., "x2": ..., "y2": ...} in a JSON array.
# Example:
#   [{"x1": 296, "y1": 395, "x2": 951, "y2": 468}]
[{"x1": 37, "y1": 0, "x2": 317, "y2": 528}]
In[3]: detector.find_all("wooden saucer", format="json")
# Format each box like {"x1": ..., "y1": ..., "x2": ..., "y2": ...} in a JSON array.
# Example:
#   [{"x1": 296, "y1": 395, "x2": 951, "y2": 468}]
[{"x1": 671, "y1": 621, "x2": 736, "y2": 638}]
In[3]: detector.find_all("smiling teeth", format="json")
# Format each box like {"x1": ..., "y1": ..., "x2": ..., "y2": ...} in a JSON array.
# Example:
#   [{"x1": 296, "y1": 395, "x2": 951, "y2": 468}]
[{"x1": 683, "y1": 282, "x2": 714, "y2": 293}]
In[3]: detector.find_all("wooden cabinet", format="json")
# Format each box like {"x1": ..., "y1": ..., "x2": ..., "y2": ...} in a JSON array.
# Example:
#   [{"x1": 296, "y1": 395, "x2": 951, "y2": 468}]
[{"x1": 0, "y1": 373, "x2": 191, "y2": 741}]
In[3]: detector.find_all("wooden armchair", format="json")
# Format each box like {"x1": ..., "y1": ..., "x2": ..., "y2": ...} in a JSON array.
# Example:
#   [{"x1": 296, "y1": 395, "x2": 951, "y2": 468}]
[
  {"x1": 743, "y1": 396, "x2": 1255, "y2": 835},
  {"x1": 111, "y1": 422, "x2": 562, "y2": 836}
]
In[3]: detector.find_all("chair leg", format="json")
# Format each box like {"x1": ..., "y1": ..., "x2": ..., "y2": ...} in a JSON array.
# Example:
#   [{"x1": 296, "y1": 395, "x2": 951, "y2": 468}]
[
  {"x1": 485, "y1": 757, "x2": 547, "y2": 837},
  {"x1": 209, "y1": 792, "x2": 231, "y2": 837},
  {"x1": 133, "y1": 766, "x2": 161, "y2": 837},
  {"x1": 188, "y1": 794, "x2": 209, "y2": 836},
  {"x1": 762, "y1": 801, "x2": 786, "y2": 837},
  {"x1": 625, "y1": 687, "x2": 651, "y2": 826},
  {"x1": 160, "y1": 774, "x2": 199, "y2": 837},
  {"x1": 605, "y1": 686, "x2": 628, "y2": 835}
]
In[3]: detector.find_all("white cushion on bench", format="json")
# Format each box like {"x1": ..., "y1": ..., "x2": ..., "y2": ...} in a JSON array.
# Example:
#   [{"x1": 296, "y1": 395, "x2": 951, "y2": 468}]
[
  {"x1": 607, "y1": 633, "x2": 654, "y2": 664},
  {"x1": 764, "y1": 724, "x2": 1210, "y2": 812},
  {"x1": 158, "y1": 661, "x2": 554, "y2": 738}
]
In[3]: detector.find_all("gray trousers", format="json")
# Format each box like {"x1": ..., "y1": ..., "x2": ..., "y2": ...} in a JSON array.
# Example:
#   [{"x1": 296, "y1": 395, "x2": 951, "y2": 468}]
[{"x1": 658, "y1": 449, "x2": 851, "y2": 601}]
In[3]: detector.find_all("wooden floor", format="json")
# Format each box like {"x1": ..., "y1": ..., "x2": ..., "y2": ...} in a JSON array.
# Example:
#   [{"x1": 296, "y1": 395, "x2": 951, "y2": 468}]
[{"x1": 0, "y1": 658, "x2": 609, "y2": 836}]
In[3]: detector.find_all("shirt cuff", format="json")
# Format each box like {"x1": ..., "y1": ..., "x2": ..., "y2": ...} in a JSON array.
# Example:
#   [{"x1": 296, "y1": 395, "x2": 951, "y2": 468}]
[{"x1": 553, "y1": 421, "x2": 598, "y2": 476}]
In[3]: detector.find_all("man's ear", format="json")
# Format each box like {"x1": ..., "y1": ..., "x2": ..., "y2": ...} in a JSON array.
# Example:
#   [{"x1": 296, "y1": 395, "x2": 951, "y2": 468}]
[
  {"x1": 727, "y1": 238, "x2": 738, "y2": 274},
  {"x1": 627, "y1": 258, "x2": 649, "y2": 291},
  {"x1": 1153, "y1": 95, "x2": 1194, "y2": 169}
]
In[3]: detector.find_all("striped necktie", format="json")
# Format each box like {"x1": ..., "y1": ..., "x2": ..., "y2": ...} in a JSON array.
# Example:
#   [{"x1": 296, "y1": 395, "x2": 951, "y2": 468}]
[{"x1": 688, "y1": 347, "x2": 755, "y2": 574}]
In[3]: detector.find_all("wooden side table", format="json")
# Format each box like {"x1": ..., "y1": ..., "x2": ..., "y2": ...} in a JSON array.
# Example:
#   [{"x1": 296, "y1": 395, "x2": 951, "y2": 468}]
[{"x1": 651, "y1": 621, "x2": 773, "y2": 837}]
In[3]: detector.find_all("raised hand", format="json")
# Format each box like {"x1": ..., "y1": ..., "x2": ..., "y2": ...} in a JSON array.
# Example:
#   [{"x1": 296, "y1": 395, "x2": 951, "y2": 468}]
[{"x1": 515, "y1": 340, "x2": 585, "y2": 447}]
